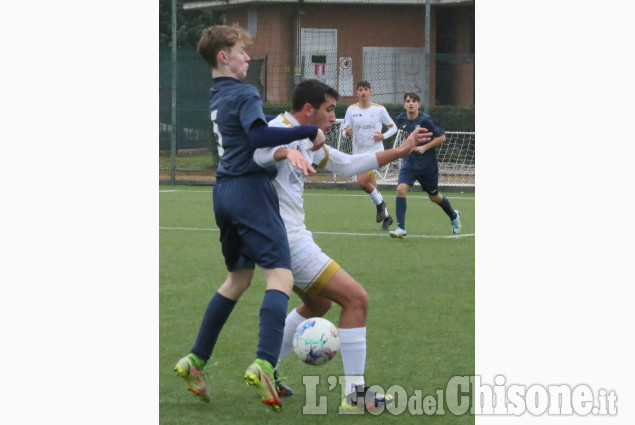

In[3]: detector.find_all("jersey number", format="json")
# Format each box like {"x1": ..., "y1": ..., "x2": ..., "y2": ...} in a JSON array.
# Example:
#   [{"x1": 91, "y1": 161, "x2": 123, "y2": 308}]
[{"x1": 211, "y1": 110, "x2": 224, "y2": 157}]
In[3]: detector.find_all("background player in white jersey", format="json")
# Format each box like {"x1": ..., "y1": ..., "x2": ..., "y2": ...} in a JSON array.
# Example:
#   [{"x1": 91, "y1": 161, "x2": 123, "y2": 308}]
[
  {"x1": 342, "y1": 80, "x2": 398, "y2": 231},
  {"x1": 253, "y1": 79, "x2": 432, "y2": 410}
]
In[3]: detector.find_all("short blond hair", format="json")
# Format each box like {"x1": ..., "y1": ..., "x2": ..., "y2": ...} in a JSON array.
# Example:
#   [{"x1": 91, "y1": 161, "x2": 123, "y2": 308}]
[{"x1": 197, "y1": 24, "x2": 253, "y2": 68}]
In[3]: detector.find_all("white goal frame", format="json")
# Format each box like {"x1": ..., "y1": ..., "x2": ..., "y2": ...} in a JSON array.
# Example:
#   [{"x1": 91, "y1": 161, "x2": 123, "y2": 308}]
[{"x1": 324, "y1": 119, "x2": 475, "y2": 187}]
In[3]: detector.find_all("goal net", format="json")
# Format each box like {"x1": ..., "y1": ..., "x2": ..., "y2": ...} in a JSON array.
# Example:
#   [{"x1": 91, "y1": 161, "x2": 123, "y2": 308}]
[{"x1": 324, "y1": 119, "x2": 475, "y2": 187}]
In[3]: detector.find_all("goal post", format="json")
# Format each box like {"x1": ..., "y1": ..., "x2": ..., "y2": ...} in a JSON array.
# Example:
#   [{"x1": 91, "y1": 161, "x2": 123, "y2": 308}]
[{"x1": 323, "y1": 119, "x2": 475, "y2": 188}]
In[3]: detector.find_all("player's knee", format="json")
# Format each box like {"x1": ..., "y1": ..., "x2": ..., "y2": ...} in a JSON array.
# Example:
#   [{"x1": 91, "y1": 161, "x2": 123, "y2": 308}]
[
  {"x1": 347, "y1": 284, "x2": 368, "y2": 313},
  {"x1": 226, "y1": 269, "x2": 252, "y2": 288},
  {"x1": 263, "y1": 268, "x2": 294, "y2": 294}
]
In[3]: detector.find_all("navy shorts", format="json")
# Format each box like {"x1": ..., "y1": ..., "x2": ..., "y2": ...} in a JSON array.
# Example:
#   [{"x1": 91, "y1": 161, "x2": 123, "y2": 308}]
[
  {"x1": 213, "y1": 174, "x2": 291, "y2": 271},
  {"x1": 398, "y1": 165, "x2": 439, "y2": 196}
]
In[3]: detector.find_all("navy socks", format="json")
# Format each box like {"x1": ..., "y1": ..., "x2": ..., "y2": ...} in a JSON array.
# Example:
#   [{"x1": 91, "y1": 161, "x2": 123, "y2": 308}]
[
  {"x1": 438, "y1": 196, "x2": 456, "y2": 219},
  {"x1": 191, "y1": 291, "x2": 237, "y2": 362},
  {"x1": 256, "y1": 289, "x2": 289, "y2": 367},
  {"x1": 396, "y1": 196, "x2": 407, "y2": 230}
]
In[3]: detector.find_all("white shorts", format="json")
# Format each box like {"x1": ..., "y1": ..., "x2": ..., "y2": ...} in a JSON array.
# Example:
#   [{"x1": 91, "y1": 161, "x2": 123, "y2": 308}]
[{"x1": 288, "y1": 229, "x2": 340, "y2": 296}]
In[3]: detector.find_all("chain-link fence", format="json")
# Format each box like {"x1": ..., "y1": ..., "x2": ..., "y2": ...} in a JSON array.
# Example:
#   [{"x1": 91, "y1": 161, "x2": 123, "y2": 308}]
[{"x1": 159, "y1": 0, "x2": 475, "y2": 190}]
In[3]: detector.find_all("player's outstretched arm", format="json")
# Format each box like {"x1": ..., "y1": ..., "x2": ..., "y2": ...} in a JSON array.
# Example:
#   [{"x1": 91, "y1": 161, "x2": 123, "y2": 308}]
[
  {"x1": 375, "y1": 127, "x2": 432, "y2": 166},
  {"x1": 321, "y1": 127, "x2": 432, "y2": 177}
]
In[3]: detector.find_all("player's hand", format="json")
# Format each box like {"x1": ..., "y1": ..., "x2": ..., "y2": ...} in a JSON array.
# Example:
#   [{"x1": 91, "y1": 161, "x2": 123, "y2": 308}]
[
  {"x1": 413, "y1": 127, "x2": 433, "y2": 145},
  {"x1": 373, "y1": 131, "x2": 384, "y2": 142},
  {"x1": 309, "y1": 128, "x2": 326, "y2": 152},
  {"x1": 401, "y1": 127, "x2": 433, "y2": 155},
  {"x1": 400, "y1": 130, "x2": 417, "y2": 155},
  {"x1": 285, "y1": 148, "x2": 316, "y2": 176},
  {"x1": 344, "y1": 126, "x2": 353, "y2": 136}
]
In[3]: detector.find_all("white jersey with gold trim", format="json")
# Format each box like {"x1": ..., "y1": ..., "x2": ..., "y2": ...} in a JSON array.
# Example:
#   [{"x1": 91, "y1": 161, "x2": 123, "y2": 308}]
[
  {"x1": 255, "y1": 112, "x2": 379, "y2": 233},
  {"x1": 252, "y1": 111, "x2": 381, "y2": 290},
  {"x1": 342, "y1": 103, "x2": 397, "y2": 154},
  {"x1": 265, "y1": 112, "x2": 313, "y2": 234},
  {"x1": 254, "y1": 112, "x2": 330, "y2": 289}
]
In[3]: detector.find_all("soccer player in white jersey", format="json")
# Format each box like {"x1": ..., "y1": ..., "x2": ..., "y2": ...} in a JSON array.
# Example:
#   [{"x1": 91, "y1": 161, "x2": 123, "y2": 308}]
[
  {"x1": 342, "y1": 80, "x2": 398, "y2": 231},
  {"x1": 253, "y1": 79, "x2": 432, "y2": 410}
]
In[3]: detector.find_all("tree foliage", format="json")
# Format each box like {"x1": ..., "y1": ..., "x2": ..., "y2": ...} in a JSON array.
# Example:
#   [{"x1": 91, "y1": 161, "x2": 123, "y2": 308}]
[{"x1": 159, "y1": 0, "x2": 224, "y2": 48}]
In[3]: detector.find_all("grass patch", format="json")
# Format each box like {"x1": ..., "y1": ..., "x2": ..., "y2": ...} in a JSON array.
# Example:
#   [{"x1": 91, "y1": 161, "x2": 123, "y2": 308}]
[
  {"x1": 159, "y1": 151, "x2": 216, "y2": 170},
  {"x1": 160, "y1": 186, "x2": 474, "y2": 424}
]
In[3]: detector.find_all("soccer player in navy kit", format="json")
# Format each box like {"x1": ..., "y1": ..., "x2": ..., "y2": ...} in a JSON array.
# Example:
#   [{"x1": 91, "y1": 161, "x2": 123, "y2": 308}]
[
  {"x1": 389, "y1": 92, "x2": 461, "y2": 238},
  {"x1": 174, "y1": 25, "x2": 326, "y2": 412}
]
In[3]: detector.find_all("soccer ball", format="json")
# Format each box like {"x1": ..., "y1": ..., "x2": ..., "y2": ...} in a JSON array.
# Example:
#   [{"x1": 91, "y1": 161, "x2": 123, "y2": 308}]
[{"x1": 293, "y1": 317, "x2": 340, "y2": 365}]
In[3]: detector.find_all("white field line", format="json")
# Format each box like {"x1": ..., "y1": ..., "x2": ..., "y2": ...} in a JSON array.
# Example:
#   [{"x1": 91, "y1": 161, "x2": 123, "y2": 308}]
[
  {"x1": 159, "y1": 226, "x2": 474, "y2": 239},
  {"x1": 159, "y1": 189, "x2": 475, "y2": 201},
  {"x1": 160, "y1": 190, "x2": 474, "y2": 238}
]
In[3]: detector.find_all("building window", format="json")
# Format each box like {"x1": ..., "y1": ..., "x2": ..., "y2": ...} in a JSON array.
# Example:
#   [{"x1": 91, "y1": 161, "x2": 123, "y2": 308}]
[{"x1": 248, "y1": 8, "x2": 257, "y2": 37}]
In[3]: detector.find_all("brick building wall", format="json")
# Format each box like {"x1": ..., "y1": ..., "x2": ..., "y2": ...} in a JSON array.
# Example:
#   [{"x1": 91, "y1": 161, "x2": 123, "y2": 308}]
[{"x1": 197, "y1": 2, "x2": 473, "y2": 105}]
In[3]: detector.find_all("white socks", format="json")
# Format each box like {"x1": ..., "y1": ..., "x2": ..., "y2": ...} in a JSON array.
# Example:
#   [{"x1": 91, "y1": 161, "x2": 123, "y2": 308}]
[
  {"x1": 338, "y1": 327, "x2": 367, "y2": 393},
  {"x1": 277, "y1": 308, "x2": 306, "y2": 364},
  {"x1": 368, "y1": 188, "x2": 383, "y2": 205}
]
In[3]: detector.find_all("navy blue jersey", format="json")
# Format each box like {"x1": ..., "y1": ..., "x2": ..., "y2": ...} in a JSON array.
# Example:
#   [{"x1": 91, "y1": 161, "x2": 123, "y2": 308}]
[
  {"x1": 396, "y1": 111, "x2": 445, "y2": 171},
  {"x1": 208, "y1": 77, "x2": 291, "y2": 271},
  {"x1": 209, "y1": 77, "x2": 268, "y2": 178}
]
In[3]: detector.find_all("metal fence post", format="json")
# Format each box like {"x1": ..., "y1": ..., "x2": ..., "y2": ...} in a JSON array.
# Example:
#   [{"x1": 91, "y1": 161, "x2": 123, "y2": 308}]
[
  {"x1": 170, "y1": 0, "x2": 177, "y2": 184},
  {"x1": 423, "y1": 0, "x2": 431, "y2": 113}
]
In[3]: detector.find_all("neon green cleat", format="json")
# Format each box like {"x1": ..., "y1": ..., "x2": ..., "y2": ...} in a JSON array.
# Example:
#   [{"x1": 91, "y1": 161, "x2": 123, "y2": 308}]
[
  {"x1": 340, "y1": 385, "x2": 393, "y2": 411},
  {"x1": 389, "y1": 227, "x2": 407, "y2": 239},
  {"x1": 245, "y1": 359, "x2": 282, "y2": 412},
  {"x1": 174, "y1": 354, "x2": 210, "y2": 402},
  {"x1": 451, "y1": 210, "x2": 462, "y2": 235}
]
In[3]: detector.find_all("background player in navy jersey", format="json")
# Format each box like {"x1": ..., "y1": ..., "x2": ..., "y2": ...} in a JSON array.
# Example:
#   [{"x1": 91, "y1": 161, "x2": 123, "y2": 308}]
[
  {"x1": 389, "y1": 92, "x2": 461, "y2": 238},
  {"x1": 174, "y1": 24, "x2": 326, "y2": 412}
]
